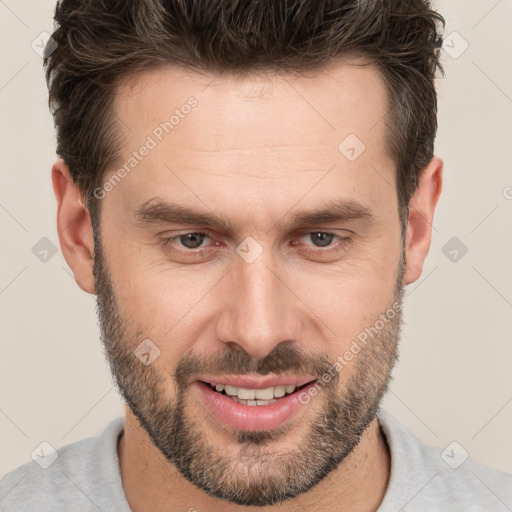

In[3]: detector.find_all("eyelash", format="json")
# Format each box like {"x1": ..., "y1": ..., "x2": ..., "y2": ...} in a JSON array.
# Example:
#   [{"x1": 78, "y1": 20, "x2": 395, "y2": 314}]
[{"x1": 159, "y1": 231, "x2": 351, "y2": 258}]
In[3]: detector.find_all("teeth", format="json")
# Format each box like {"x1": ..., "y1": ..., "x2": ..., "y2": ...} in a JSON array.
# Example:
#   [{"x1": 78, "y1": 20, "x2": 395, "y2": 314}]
[
  {"x1": 238, "y1": 388, "x2": 255, "y2": 400},
  {"x1": 225, "y1": 385, "x2": 238, "y2": 396},
  {"x1": 211, "y1": 383, "x2": 298, "y2": 400},
  {"x1": 255, "y1": 387, "x2": 274, "y2": 400},
  {"x1": 274, "y1": 386, "x2": 286, "y2": 398},
  {"x1": 238, "y1": 398, "x2": 278, "y2": 406}
]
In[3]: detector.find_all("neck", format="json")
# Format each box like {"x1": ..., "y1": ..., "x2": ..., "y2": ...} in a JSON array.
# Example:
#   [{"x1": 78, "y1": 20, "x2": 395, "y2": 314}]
[{"x1": 118, "y1": 408, "x2": 390, "y2": 512}]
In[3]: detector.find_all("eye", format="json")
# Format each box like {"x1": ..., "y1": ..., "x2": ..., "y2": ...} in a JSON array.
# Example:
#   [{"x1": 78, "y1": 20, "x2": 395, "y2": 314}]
[
  {"x1": 177, "y1": 232, "x2": 209, "y2": 249},
  {"x1": 294, "y1": 231, "x2": 350, "y2": 251},
  {"x1": 299, "y1": 232, "x2": 339, "y2": 248},
  {"x1": 159, "y1": 230, "x2": 351, "y2": 261},
  {"x1": 162, "y1": 232, "x2": 211, "y2": 251}
]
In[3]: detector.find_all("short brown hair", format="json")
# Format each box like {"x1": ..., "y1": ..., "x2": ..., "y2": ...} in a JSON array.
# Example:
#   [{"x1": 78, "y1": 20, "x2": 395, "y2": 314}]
[{"x1": 44, "y1": 0, "x2": 444, "y2": 230}]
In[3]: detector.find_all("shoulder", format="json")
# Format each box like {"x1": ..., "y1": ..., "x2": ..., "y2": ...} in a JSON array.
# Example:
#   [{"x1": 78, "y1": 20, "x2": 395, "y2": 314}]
[
  {"x1": 377, "y1": 408, "x2": 512, "y2": 512},
  {"x1": 0, "y1": 417, "x2": 128, "y2": 512}
]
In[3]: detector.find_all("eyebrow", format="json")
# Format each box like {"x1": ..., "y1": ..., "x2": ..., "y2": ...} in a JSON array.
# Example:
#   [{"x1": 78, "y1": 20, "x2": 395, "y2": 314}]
[{"x1": 134, "y1": 197, "x2": 374, "y2": 232}]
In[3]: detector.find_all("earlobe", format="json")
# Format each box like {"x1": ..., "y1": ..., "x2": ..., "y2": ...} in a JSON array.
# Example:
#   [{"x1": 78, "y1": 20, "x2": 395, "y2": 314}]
[
  {"x1": 402, "y1": 156, "x2": 443, "y2": 286},
  {"x1": 51, "y1": 160, "x2": 96, "y2": 294}
]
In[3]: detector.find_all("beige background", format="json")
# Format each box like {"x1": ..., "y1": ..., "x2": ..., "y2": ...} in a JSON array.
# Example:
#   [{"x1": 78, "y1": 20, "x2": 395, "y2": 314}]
[{"x1": 1, "y1": 0, "x2": 511, "y2": 478}]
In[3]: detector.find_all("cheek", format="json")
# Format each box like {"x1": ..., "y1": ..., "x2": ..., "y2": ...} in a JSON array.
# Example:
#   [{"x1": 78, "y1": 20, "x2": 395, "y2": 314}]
[
  {"x1": 296, "y1": 248, "x2": 401, "y2": 349},
  {"x1": 107, "y1": 244, "x2": 221, "y2": 356}
]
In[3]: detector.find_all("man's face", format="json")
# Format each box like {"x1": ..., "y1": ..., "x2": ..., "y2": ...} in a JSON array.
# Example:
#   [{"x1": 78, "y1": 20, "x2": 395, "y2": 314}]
[{"x1": 94, "y1": 61, "x2": 405, "y2": 506}]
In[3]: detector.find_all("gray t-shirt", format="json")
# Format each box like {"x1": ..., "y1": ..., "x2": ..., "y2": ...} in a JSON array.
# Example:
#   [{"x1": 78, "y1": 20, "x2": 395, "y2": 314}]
[{"x1": 1, "y1": 408, "x2": 511, "y2": 511}]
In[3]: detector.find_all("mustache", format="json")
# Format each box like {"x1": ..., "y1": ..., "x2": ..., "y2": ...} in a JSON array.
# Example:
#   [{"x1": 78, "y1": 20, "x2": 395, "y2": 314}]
[{"x1": 172, "y1": 342, "x2": 336, "y2": 389}]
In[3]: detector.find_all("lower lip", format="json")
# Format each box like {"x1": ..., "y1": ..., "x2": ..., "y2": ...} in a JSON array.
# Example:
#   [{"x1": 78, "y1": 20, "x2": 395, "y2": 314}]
[{"x1": 192, "y1": 380, "x2": 318, "y2": 431}]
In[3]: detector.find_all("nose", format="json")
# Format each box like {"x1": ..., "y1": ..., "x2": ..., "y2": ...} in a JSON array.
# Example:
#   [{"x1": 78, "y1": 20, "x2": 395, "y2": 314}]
[{"x1": 215, "y1": 250, "x2": 302, "y2": 359}]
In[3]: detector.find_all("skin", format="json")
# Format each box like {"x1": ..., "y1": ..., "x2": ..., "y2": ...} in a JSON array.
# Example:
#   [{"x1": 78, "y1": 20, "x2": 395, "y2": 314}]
[{"x1": 52, "y1": 59, "x2": 442, "y2": 511}]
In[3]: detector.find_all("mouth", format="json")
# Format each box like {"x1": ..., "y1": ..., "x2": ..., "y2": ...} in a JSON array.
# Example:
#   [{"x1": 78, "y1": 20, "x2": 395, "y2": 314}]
[
  {"x1": 202, "y1": 380, "x2": 317, "y2": 406},
  {"x1": 192, "y1": 378, "x2": 319, "y2": 431}
]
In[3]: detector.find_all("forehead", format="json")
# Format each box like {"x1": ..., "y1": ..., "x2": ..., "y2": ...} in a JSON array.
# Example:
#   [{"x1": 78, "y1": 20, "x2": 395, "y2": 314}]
[
  {"x1": 106, "y1": 60, "x2": 396, "y2": 227},
  {"x1": 113, "y1": 59, "x2": 390, "y2": 152}
]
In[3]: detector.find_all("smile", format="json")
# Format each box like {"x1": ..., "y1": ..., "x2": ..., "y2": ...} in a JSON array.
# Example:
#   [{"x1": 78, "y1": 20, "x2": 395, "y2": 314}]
[
  {"x1": 192, "y1": 379, "x2": 319, "y2": 431},
  {"x1": 205, "y1": 381, "x2": 313, "y2": 405}
]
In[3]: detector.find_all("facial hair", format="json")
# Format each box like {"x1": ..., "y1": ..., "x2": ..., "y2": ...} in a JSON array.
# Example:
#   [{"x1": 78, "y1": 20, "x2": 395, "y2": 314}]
[{"x1": 93, "y1": 228, "x2": 405, "y2": 507}]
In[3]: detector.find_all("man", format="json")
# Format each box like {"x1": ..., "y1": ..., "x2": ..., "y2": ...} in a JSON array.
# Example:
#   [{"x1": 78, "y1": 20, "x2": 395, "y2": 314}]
[{"x1": 1, "y1": 0, "x2": 511, "y2": 510}]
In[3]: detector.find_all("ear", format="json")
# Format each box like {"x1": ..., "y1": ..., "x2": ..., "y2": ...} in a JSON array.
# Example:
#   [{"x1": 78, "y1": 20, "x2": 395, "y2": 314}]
[
  {"x1": 51, "y1": 160, "x2": 96, "y2": 294},
  {"x1": 403, "y1": 156, "x2": 443, "y2": 286}
]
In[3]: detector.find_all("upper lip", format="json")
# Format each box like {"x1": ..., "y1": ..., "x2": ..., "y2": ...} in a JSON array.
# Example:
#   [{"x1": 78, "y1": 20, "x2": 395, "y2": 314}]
[{"x1": 197, "y1": 375, "x2": 317, "y2": 389}]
